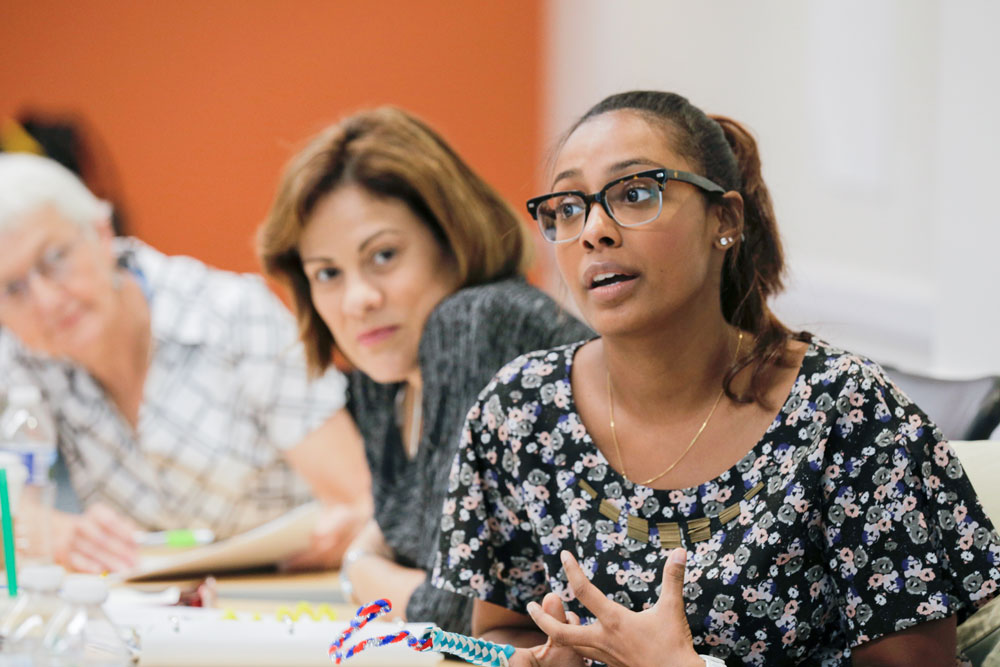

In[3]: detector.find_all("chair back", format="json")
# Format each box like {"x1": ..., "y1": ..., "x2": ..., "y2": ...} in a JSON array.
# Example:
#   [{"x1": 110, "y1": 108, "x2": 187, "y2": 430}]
[{"x1": 884, "y1": 369, "x2": 1000, "y2": 441}]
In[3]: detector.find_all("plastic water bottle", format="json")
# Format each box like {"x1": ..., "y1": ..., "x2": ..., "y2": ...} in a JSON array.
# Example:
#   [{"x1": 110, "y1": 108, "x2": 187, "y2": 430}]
[
  {"x1": 0, "y1": 565, "x2": 64, "y2": 664},
  {"x1": 0, "y1": 386, "x2": 57, "y2": 564},
  {"x1": 41, "y1": 576, "x2": 134, "y2": 666}
]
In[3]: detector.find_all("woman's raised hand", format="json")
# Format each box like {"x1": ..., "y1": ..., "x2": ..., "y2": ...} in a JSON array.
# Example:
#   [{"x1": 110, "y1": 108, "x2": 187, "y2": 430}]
[{"x1": 525, "y1": 548, "x2": 703, "y2": 667}]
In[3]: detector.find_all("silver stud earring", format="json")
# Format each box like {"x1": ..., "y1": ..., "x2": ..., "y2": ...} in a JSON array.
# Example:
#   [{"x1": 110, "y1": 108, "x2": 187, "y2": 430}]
[{"x1": 719, "y1": 237, "x2": 731, "y2": 247}]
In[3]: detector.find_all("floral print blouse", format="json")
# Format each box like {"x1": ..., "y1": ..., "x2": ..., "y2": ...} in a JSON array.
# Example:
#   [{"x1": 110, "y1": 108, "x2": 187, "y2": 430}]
[{"x1": 432, "y1": 338, "x2": 1000, "y2": 665}]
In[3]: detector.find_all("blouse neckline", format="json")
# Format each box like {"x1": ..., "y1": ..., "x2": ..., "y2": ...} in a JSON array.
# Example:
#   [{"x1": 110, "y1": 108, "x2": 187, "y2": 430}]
[{"x1": 559, "y1": 337, "x2": 819, "y2": 496}]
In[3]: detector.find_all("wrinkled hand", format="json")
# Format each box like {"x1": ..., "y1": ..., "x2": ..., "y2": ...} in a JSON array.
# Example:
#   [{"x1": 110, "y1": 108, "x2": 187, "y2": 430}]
[
  {"x1": 507, "y1": 592, "x2": 587, "y2": 667},
  {"x1": 525, "y1": 548, "x2": 702, "y2": 667},
  {"x1": 52, "y1": 503, "x2": 139, "y2": 573},
  {"x1": 280, "y1": 502, "x2": 369, "y2": 572}
]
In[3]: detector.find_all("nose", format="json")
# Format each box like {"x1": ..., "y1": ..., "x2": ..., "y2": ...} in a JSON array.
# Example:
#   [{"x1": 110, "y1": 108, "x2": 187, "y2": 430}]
[
  {"x1": 579, "y1": 200, "x2": 622, "y2": 250},
  {"x1": 341, "y1": 273, "x2": 383, "y2": 318}
]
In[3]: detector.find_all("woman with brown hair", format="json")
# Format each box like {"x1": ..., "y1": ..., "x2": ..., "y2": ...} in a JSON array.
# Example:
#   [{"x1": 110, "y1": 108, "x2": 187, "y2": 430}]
[
  {"x1": 432, "y1": 91, "x2": 1000, "y2": 665},
  {"x1": 258, "y1": 107, "x2": 591, "y2": 633}
]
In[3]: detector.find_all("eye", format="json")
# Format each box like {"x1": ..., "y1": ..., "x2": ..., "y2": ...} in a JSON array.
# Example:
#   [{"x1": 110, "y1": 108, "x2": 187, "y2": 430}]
[
  {"x1": 37, "y1": 243, "x2": 73, "y2": 278},
  {"x1": 371, "y1": 247, "x2": 397, "y2": 266},
  {"x1": 44, "y1": 244, "x2": 71, "y2": 264},
  {"x1": 552, "y1": 197, "x2": 585, "y2": 223},
  {"x1": 2, "y1": 278, "x2": 29, "y2": 300},
  {"x1": 623, "y1": 183, "x2": 656, "y2": 204},
  {"x1": 311, "y1": 266, "x2": 340, "y2": 283}
]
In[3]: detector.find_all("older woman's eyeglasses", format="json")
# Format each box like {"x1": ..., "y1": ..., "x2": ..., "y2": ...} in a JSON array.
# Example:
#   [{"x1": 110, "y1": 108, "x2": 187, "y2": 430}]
[
  {"x1": 0, "y1": 237, "x2": 86, "y2": 312},
  {"x1": 526, "y1": 168, "x2": 726, "y2": 244}
]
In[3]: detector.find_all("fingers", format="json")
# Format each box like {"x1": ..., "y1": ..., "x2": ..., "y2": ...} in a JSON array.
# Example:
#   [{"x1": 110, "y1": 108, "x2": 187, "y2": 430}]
[
  {"x1": 532, "y1": 593, "x2": 575, "y2": 661},
  {"x1": 280, "y1": 532, "x2": 342, "y2": 572},
  {"x1": 66, "y1": 550, "x2": 105, "y2": 574},
  {"x1": 281, "y1": 507, "x2": 366, "y2": 572},
  {"x1": 72, "y1": 517, "x2": 135, "y2": 573},
  {"x1": 279, "y1": 550, "x2": 321, "y2": 572},
  {"x1": 656, "y1": 548, "x2": 690, "y2": 626},
  {"x1": 660, "y1": 547, "x2": 688, "y2": 595},
  {"x1": 317, "y1": 505, "x2": 367, "y2": 565},
  {"x1": 526, "y1": 596, "x2": 592, "y2": 648},
  {"x1": 280, "y1": 530, "x2": 336, "y2": 572},
  {"x1": 541, "y1": 592, "x2": 568, "y2": 623},
  {"x1": 326, "y1": 516, "x2": 364, "y2": 566},
  {"x1": 559, "y1": 550, "x2": 616, "y2": 619},
  {"x1": 91, "y1": 504, "x2": 138, "y2": 551},
  {"x1": 90, "y1": 502, "x2": 139, "y2": 533},
  {"x1": 525, "y1": 593, "x2": 597, "y2": 667},
  {"x1": 506, "y1": 648, "x2": 543, "y2": 667},
  {"x1": 66, "y1": 525, "x2": 128, "y2": 573},
  {"x1": 53, "y1": 504, "x2": 138, "y2": 573},
  {"x1": 86, "y1": 504, "x2": 138, "y2": 567},
  {"x1": 529, "y1": 608, "x2": 612, "y2": 667},
  {"x1": 314, "y1": 503, "x2": 353, "y2": 533}
]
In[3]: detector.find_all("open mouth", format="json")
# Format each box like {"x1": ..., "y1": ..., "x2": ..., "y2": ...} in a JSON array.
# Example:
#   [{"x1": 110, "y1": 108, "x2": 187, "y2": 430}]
[{"x1": 589, "y1": 272, "x2": 638, "y2": 289}]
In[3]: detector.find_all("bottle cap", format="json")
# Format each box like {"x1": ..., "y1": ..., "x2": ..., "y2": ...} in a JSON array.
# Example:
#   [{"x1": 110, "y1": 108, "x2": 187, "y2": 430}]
[
  {"x1": 7, "y1": 385, "x2": 42, "y2": 406},
  {"x1": 60, "y1": 575, "x2": 109, "y2": 605},
  {"x1": 19, "y1": 565, "x2": 65, "y2": 593}
]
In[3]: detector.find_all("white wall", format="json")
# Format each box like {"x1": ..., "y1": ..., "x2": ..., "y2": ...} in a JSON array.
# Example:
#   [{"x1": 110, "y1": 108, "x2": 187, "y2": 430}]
[{"x1": 541, "y1": 0, "x2": 999, "y2": 377}]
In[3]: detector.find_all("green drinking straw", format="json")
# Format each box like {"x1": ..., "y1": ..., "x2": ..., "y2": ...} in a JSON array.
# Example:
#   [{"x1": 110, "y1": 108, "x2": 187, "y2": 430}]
[{"x1": 0, "y1": 468, "x2": 17, "y2": 597}]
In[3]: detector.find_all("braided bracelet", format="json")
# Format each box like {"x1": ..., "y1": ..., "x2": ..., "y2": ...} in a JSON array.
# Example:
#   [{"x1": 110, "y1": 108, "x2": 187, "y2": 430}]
[{"x1": 329, "y1": 599, "x2": 515, "y2": 667}]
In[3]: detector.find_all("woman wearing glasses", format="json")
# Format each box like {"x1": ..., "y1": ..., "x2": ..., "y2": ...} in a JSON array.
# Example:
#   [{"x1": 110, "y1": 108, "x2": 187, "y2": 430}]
[
  {"x1": 257, "y1": 107, "x2": 591, "y2": 633},
  {"x1": 0, "y1": 153, "x2": 368, "y2": 573},
  {"x1": 433, "y1": 91, "x2": 1000, "y2": 665}
]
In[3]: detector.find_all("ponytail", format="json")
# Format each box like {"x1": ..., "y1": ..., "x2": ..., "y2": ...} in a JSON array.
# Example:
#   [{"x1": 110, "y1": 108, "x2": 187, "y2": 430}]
[{"x1": 710, "y1": 115, "x2": 796, "y2": 405}]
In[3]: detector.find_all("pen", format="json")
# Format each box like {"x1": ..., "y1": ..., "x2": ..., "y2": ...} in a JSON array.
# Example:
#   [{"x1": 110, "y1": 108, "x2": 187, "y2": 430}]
[{"x1": 135, "y1": 528, "x2": 216, "y2": 548}]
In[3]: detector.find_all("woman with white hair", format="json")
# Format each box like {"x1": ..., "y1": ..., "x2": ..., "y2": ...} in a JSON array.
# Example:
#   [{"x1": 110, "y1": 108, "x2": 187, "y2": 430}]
[{"x1": 0, "y1": 153, "x2": 370, "y2": 573}]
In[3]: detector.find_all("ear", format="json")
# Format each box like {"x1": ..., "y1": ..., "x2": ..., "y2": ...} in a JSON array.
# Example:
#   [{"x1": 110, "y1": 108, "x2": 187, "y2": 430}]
[
  {"x1": 711, "y1": 192, "x2": 744, "y2": 250},
  {"x1": 92, "y1": 215, "x2": 117, "y2": 265}
]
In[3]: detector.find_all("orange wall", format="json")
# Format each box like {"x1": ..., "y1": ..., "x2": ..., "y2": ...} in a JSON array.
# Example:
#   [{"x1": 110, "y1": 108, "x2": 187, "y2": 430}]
[{"x1": 1, "y1": 1, "x2": 542, "y2": 273}]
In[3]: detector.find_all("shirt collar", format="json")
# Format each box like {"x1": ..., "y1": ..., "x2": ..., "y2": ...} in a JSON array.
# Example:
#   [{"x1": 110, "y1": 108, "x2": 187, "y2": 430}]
[{"x1": 115, "y1": 238, "x2": 221, "y2": 347}]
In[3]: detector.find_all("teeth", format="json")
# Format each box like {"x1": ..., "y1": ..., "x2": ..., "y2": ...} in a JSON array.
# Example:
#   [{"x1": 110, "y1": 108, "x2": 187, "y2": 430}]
[{"x1": 594, "y1": 272, "x2": 622, "y2": 283}]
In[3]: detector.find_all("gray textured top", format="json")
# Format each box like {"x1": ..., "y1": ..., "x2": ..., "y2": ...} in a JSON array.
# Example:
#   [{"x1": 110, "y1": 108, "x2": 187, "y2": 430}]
[{"x1": 346, "y1": 277, "x2": 592, "y2": 633}]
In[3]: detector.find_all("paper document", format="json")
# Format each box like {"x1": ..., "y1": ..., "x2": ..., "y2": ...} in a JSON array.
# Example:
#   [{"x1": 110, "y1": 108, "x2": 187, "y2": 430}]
[{"x1": 124, "y1": 501, "x2": 320, "y2": 581}]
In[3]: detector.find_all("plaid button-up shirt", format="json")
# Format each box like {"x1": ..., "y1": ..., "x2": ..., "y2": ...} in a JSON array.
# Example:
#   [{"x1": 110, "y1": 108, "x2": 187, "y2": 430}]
[{"x1": 0, "y1": 238, "x2": 346, "y2": 537}]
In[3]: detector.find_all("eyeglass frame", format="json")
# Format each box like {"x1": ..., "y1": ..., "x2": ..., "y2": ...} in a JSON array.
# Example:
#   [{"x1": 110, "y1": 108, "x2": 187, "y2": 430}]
[
  {"x1": 0, "y1": 234, "x2": 89, "y2": 312},
  {"x1": 525, "y1": 168, "x2": 727, "y2": 244}
]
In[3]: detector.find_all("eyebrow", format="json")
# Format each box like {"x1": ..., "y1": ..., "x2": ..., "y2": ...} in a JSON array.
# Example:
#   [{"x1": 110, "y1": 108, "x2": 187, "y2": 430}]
[
  {"x1": 300, "y1": 228, "x2": 398, "y2": 264},
  {"x1": 550, "y1": 157, "x2": 662, "y2": 190}
]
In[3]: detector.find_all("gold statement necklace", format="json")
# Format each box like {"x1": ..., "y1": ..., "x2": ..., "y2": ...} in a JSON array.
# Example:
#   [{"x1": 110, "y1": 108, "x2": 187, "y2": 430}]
[{"x1": 607, "y1": 330, "x2": 744, "y2": 486}]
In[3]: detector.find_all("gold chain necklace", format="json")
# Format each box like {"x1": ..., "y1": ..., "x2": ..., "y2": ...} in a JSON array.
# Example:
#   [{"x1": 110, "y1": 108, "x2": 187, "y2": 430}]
[{"x1": 607, "y1": 330, "x2": 744, "y2": 486}]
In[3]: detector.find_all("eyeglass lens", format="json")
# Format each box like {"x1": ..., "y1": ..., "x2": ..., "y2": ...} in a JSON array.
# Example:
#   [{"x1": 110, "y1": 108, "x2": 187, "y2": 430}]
[
  {"x1": 535, "y1": 174, "x2": 664, "y2": 243},
  {"x1": 0, "y1": 242, "x2": 78, "y2": 306}
]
